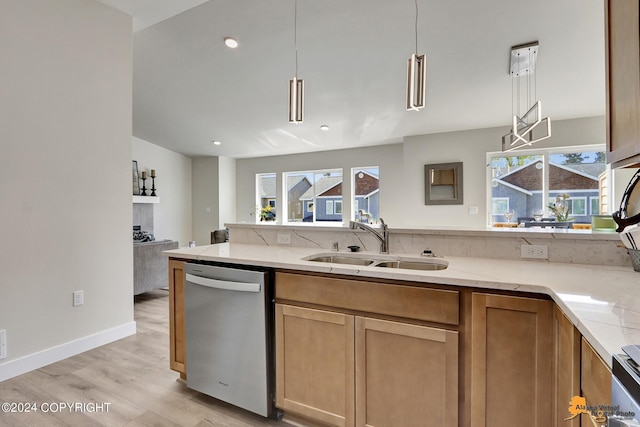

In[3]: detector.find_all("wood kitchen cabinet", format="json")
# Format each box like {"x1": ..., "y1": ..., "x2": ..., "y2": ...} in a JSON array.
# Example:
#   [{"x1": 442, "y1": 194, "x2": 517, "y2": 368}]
[
  {"x1": 275, "y1": 272, "x2": 459, "y2": 427},
  {"x1": 471, "y1": 293, "x2": 553, "y2": 427},
  {"x1": 581, "y1": 337, "x2": 612, "y2": 423},
  {"x1": 275, "y1": 304, "x2": 355, "y2": 427},
  {"x1": 168, "y1": 259, "x2": 186, "y2": 378},
  {"x1": 166, "y1": 262, "x2": 610, "y2": 426},
  {"x1": 553, "y1": 305, "x2": 581, "y2": 427},
  {"x1": 605, "y1": 0, "x2": 640, "y2": 168},
  {"x1": 355, "y1": 316, "x2": 458, "y2": 427}
]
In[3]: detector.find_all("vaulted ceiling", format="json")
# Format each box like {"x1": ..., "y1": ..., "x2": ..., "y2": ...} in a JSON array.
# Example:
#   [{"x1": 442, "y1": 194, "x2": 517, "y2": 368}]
[{"x1": 99, "y1": 0, "x2": 605, "y2": 158}]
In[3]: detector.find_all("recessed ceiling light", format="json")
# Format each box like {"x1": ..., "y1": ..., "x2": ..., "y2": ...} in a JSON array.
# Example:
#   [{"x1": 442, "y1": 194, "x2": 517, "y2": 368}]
[
  {"x1": 224, "y1": 37, "x2": 238, "y2": 48},
  {"x1": 212, "y1": 140, "x2": 221, "y2": 145},
  {"x1": 320, "y1": 125, "x2": 329, "y2": 131}
]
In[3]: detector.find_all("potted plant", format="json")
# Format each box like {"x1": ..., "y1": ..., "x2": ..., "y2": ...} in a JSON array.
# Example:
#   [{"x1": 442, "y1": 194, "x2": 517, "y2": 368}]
[
  {"x1": 548, "y1": 194, "x2": 573, "y2": 222},
  {"x1": 260, "y1": 205, "x2": 275, "y2": 221}
]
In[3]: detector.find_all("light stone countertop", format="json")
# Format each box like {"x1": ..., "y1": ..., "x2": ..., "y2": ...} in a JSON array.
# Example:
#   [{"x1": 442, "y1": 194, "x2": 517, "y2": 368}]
[{"x1": 164, "y1": 242, "x2": 640, "y2": 368}]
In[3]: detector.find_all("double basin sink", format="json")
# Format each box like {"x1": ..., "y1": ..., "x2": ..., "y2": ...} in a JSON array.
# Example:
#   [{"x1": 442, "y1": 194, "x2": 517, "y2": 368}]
[{"x1": 302, "y1": 253, "x2": 448, "y2": 271}]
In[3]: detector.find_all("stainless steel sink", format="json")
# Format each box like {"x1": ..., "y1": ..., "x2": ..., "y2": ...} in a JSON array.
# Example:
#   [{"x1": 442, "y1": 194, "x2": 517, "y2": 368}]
[
  {"x1": 374, "y1": 260, "x2": 448, "y2": 271},
  {"x1": 305, "y1": 255, "x2": 375, "y2": 266},
  {"x1": 303, "y1": 253, "x2": 447, "y2": 270}
]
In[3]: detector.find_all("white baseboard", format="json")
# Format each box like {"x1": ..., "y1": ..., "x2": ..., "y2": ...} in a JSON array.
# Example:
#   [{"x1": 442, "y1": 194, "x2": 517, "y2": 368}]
[{"x1": 0, "y1": 321, "x2": 136, "y2": 382}]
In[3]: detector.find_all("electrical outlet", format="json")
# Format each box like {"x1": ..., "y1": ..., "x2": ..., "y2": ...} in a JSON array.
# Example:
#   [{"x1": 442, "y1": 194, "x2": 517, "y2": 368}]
[
  {"x1": 0, "y1": 330, "x2": 6, "y2": 359},
  {"x1": 521, "y1": 244, "x2": 548, "y2": 259},
  {"x1": 73, "y1": 290, "x2": 84, "y2": 306},
  {"x1": 277, "y1": 233, "x2": 291, "y2": 245},
  {"x1": 468, "y1": 205, "x2": 479, "y2": 215}
]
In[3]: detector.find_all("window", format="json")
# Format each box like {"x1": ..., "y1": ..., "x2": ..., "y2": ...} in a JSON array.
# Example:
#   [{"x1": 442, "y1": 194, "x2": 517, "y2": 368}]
[
  {"x1": 256, "y1": 173, "x2": 276, "y2": 222},
  {"x1": 568, "y1": 197, "x2": 587, "y2": 216},
  {"x1": 489, "y1": 154, "x2": 542, "y2": 223},
  {"x1": 352, "y1": 167, "x2": 380, "y2": 223},
  {"x1": 492, "y1": 197, "x2": 509, "y2": 215},
  {"x1": 488, "y1": 146, "x2": 606, "y2": 225},
  {"x1": 284, "y1": 169, "x2": 343, "y2": 223},
  {"x1": 590, "y1": 197, "x2": 600, "y2": 215},
  {"x1": 550, "y1": 196, "x2": 587, "y2": 216},
  {"x1": 259, "y1": 166, "x2": 380, "y2": 225},
  {"x1": 326, "y1": 200, "x2": 334, "y2": 215}
]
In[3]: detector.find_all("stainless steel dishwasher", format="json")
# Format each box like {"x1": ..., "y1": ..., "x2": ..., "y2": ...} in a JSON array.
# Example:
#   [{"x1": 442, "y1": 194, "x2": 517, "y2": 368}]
[{"x1": 184, "y1": 262, "x2": 274, "y2": 418}]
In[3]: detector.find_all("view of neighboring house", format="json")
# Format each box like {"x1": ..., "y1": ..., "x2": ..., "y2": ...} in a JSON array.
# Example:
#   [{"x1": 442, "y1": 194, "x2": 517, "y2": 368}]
[
  {"x1": 353, "y1": 170, "x2": 380, "y2": 221},
  {"x1": 259, "y1": 175, "x2": 312, "y2": 221},
  {"x1": 299, "y1": 170, "x2": 380, "y2": 222},
  {"x1": 492, "y1": 160, "x2": 605, "y2": 223},
  {"x1": 287, "y1": 176, "x2": 313, "y2": 221},
  {"x1": 300, "y1": 175, "x2": 343, "y2": 222}
]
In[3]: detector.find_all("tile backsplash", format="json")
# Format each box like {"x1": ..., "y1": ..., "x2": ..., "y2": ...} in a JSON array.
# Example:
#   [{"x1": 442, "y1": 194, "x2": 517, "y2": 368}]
[{"x1": 226, "y1": 223, "x2": 631, "y2": 267}]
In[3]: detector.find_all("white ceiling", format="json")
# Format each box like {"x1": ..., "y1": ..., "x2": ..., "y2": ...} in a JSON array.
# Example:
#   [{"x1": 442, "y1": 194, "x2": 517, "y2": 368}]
[{"x1": 100, "y1": 0, "x2": 605, "y2": 159}]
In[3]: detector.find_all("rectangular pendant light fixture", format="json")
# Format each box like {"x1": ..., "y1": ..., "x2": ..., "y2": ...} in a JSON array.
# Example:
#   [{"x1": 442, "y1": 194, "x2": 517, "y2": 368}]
[
  {"x1": 501, "y1": 41, "x2": 551, "y2": 151},
  {"x1": 288, "y1": 77, "x2": 304, "y2": 123},
  {"x1": 406, "y1": 53, "x2": 426, "y2": 111}
]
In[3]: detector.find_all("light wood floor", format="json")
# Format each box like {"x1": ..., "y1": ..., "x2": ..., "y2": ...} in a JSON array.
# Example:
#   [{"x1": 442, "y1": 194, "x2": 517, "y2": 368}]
[{"x1": 0, "y1": 290, "x2": 285, "y2": 426}]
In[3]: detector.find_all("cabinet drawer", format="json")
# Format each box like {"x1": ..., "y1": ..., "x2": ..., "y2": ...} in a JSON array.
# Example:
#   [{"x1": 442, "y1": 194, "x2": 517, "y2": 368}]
[{"x1": 276, "y1": 272, "x2": 459, "y2": 325}]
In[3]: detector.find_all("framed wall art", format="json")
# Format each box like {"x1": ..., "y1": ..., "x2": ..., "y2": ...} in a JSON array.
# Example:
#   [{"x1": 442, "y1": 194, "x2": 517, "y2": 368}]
[
  {"x1": 425, "y1": 162, "x2": 463, "y2": 205},
  {"x1": 132, "y1": 160, "x2": 140, "y2": 195}
]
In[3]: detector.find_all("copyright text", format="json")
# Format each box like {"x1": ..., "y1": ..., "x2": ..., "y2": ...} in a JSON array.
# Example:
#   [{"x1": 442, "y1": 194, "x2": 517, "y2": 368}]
[{"x1": 2, "y1": 402, "x2": 111, "y2": 413}]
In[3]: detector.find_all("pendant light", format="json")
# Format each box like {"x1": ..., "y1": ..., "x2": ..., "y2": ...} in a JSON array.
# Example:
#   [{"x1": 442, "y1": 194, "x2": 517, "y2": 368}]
[
  {"x1": 288, "y1": 0, "x2": 303, "y2": 123},
  {"x1": 406, "y1": 0, "x2": 426, "y2": 111},
  {"x1": 502, "y1": 41, "x2": 551, "y2": 151}
]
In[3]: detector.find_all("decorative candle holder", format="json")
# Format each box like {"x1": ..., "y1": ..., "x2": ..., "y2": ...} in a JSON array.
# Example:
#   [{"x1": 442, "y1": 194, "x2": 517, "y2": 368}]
[
  {"x1": 150, "y1": 176, "x2": 157, "y2": 196},
  {"x1": 141, "y1": 177, "x2": 147, "y2": 196}
]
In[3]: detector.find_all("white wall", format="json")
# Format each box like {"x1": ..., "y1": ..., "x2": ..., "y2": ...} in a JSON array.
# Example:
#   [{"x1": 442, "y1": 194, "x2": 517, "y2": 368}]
[
  {"x1": 235, "y1": 116, "x2": 606, "y2": 228},
  {"x1": 0, "y1": 0, "x2": 133, "y2": 378},
  {"x1": 403, "y1": 116, "x2": 606, "y2": 227},
  {"x1": 132, "y1": 137, "x2": 193, "y2": 246},
  {"x1": 218, "y1": 156, "x2": 237, "y2": 228},
  {"x1": 192, "y1": 157, "x2": 220, "y2": 245}
]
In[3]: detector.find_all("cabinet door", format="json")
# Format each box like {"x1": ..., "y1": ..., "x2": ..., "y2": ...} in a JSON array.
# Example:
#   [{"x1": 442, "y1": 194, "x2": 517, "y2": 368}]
[
  {"x1": 581, "y1": 337, "x2": 612, "y2": 413},
  {"x1": 355, "y1": 317, "x2": 458, "y2": 427},
  {"x1": 553, "y1": 305, "x2": 581, "y2": 427},
  {"x1": 168, "y1": 259, "x2": 186, "y2": 378},
  {"x1": 471, "y1": 293, "x2": 553, "y2": 427},
  {"x1": 275, "y1": 304, "x2": 355, "y2": 427},
  {"x1": 606, "y1": 0, "x2": 640, "y2": 167}
]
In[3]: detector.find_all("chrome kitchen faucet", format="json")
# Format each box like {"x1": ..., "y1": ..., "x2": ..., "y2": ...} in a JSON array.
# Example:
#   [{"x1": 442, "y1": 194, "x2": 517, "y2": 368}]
[{"x1": 349, "y1": 218, "x2": 389, "y2": 254}]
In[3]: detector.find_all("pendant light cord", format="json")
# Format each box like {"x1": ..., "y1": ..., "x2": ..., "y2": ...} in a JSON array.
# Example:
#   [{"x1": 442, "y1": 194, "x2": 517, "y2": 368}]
[
  {"x1": 294, "y1": 0, "x2": 299, "y2": 78},
  {"x1": 414, "y1": 0, "x2": 419, "y2": 54}
]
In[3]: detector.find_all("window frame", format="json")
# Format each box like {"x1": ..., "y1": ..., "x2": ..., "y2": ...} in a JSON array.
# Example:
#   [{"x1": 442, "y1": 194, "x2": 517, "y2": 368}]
[
  {"x1": 351, "y1": 166, "x2": 380, "y2": 222},
  {"x1": 486, "y1": 144, "x2": 606, "y2": 226},
  {"x1": 282, "y1": 168, "x2": 343, "y2": 225}
]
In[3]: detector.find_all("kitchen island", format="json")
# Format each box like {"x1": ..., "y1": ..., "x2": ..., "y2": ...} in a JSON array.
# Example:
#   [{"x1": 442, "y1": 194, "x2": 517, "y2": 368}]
[{"x1": 165, "y1": 241, "x2": 640, "y2": 426}]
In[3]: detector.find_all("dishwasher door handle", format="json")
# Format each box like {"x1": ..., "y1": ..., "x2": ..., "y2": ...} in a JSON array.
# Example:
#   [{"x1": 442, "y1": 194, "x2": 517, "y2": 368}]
[{"x1": 185, "y1": 273, "x2": 261, "y2": 293}]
